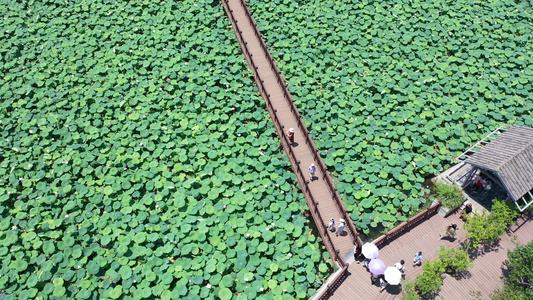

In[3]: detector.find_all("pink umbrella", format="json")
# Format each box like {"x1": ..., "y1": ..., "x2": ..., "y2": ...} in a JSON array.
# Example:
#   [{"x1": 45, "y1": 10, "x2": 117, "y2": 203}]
[{"x1": 368, "y1": 258, "x2": 387, "y2": 275}]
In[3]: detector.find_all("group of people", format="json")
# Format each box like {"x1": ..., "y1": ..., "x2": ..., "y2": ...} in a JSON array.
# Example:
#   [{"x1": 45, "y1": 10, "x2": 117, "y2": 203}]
[
  {"x1": 328, "y1": 218, "x2": 346, "y2": 236},
  {"x1": 472, "y1": 174, "x2": 492, "y2": 192},
  {"x1": 354, "y1": 246, "x2": 422, "y2": 293}
]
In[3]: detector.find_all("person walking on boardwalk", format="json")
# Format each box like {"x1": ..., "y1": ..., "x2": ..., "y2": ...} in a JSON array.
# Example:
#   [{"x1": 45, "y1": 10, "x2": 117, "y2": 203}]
[
  {"x1": 438, "y1": 223, "x2": 458, "y2": 241},
  {"x1": 287, "y1": 128, "x2": 295, "y2": 145},
  {"x1": 308, "y1": 163, "x2": 316, "y2": 181},
  {"x1": 413, "y1": 251, "x2": 423, "y2": 267},
  {"x1": 395, "y1": 260, "x2": 406, "y2": 278},
  {"x1": 336, "y1": 219, "x2": 346, "y2": 236},
  {"x1": 328, "y1": 218, "x2": 335, "y2": 232},
  {"x1": 354, "y1": 244, "x2": 363, "y2": 263}
]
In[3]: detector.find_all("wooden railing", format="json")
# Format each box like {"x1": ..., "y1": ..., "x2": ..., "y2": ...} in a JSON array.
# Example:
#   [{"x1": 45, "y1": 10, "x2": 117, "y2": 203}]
[
  {"x1": 224, "y1": 0, "x2": 362, "y2": 247},
  {"x1": 221, "y1": 1, "x2": 365, "y2": 298},
  {"x1": 373, "y1": 201, "x2": 442, "y2": 248},
  {"x1": 221, "y1": 0, "x2": 362, "y2": 263},
  {"x1": 316, "y1": 265, "x2": 348, "y2": 300}
]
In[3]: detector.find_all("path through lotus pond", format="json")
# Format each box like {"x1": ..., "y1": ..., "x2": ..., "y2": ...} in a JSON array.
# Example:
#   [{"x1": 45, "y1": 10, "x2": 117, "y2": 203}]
[
  {"x1": 0, "y1": 0, "x2": 331, "y2": 299},
  {"x1": 248, "y1": 0, "x2": 533, "y2": 235}
]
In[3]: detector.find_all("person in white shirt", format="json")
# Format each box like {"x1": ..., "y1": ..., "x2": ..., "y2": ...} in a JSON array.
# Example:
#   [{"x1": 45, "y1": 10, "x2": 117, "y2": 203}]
[
  {"x1": 308, "y1": 163, "x2": 317, "y2": 181},
  {"x1": 336, "y1": 219, "x2": 346, "y2": 236},
  {"x1": 394, "y1": 260, "x2": 406, "y2": 278}
]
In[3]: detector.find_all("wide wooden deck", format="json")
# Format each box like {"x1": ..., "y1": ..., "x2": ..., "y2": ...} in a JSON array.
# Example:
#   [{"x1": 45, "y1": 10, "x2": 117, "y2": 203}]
[
  {"x1": 437, "y1": 215, "x2": 533, "y2": 300},
  {"x1": 221, "y1": 0, "x2": 362, "y2": 272},
  {"x1": 326, "y1": 210, "x2": 533, "y2": 300}
]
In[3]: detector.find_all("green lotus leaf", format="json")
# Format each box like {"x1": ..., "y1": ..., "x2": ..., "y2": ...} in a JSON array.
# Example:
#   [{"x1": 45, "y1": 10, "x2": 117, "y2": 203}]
[
  {"x1": 119, "y1": 265, "x2": 132, "y2": 280},
  {"x1": 10, "y1": 259, "x2": 28, "y2": 272},
  {"x1": 53, "y1": 286, "x2": 66, "y2": 298},
  {"x1": 218, "y1": 287, "x2": 232, "y2": 300},
  {"x1": 108, "y1": 285, "x2": 123, "y2": 299},
  {"x1": 220, "y1": 274, "x2": 234, "y2": 288}
]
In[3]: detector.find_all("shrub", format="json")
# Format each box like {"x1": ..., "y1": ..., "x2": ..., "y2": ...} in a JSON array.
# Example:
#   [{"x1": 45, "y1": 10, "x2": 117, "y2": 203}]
[
  {"x1": 434, "y1": 181, "x2": 463, "y2": 209},
  {"x1": 402, "y1": 280, "x2": 419, "y2": 300},
  {"x1": 491, "y1": 241, "x2": 533, "y2": 299},
  {"x1": 464, "y1": 199, "x2": 519, "y2": 249},
  {"x1": 415, "y1": 259, "x2": 445, "y2": 297},
  {"x1": 437, "y1": 246, "x2": 473, "y2": 273},
  {"x1": 490, "y1": 199, "x2": 520, "y2": 228}
]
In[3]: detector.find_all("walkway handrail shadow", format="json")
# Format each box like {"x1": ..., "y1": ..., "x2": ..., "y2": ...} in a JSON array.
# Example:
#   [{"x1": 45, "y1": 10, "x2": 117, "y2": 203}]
[{"x1": 374, "y1": 201, "x2": 442, "y2": 248}]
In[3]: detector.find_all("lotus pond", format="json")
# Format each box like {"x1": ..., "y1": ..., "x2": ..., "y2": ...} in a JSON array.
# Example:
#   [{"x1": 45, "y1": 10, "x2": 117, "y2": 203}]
[
  {"x1": 249, "y1": 0, "x2": 533, "y2": 234},
  {"x1": 0, "y1": 0, "x2": 331, "y2": 299}
]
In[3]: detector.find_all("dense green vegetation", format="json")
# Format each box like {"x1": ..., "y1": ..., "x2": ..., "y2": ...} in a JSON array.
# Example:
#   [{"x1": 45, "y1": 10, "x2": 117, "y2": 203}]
[
  {"x1": 464, "y1": 200, "x2": 519, "y2": 249},
  {"x1": 434, "y1": 181, "x2": 463, "y2": 209},
  {"x1": 415, "y1": 259, "x2": 445, "y2": 297},
  {"x1": 2, "y1": 0, "x2": 533, "y2": 298},
  {"x1": 437, "y1": 246, "x2": 473, "y2": 273},
  {"x1": 0, "y1": 0, "x2": 330, "y2": 299},
  {"x1": 249, "y1": 0, "x2": 533, "y2": 233},
  {"x1": 492, "y1": 241, "x2": 533, "y2": 300}
]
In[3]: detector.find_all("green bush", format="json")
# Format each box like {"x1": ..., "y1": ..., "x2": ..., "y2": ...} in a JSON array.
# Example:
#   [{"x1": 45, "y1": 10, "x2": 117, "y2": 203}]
[
  {"x1": 490, "y1": 199, "x2": 520, "y2": 228},
  {"x1": 434, "y1": 181, "x2": 464, "y2": 209},
  {"x1": 491, "y1": 241, "x2": 533, "y2": 300},
  {"x1": 464, "y1": 199, "x2": 520, "y2": 249},
  {"x1": 415, "y1": 259, "x2": 445, "y2": 297},
  {"x1": 402, "y1": 280, "x2": 419, "y2": 300},
  {"x1": 437, "y1": 246, "x2": 473, "y2": 273}
]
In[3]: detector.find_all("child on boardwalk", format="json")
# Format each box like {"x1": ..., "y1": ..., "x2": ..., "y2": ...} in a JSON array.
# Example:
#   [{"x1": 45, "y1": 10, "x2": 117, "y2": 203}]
[
  {"x1": 413, "y1": 251, "x2": 423, "y2": 267},
  {"x1": 287, "y1": 128, "x2": 295, "y2": 145},
  {"x1": 328, "y1": 218, "x2": 335, "y2": 232}
]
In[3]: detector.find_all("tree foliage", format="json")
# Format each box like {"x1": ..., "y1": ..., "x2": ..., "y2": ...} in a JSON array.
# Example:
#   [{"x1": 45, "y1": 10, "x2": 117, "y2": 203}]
[
  {"x1": 491, "y1": 241, "x2": 533, "y2": 299},
  {"x1": 437, "y1": 246, "x2": 473, "y2": 273},
  {"x1": 463, "y1": 200, "x2": 519, "y2": 249},
  {"x1": 402, "y1": 280, "x2": 419, "y2": 300},
  {"x1": 415, "y1": 259, "x2": 445, "y2": 297}
]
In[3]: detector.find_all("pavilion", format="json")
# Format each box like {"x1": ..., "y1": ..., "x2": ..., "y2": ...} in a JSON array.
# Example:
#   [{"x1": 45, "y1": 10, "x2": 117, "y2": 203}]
[{"x1": 451, "y1": 125, "x2": 533, "y2": 211}]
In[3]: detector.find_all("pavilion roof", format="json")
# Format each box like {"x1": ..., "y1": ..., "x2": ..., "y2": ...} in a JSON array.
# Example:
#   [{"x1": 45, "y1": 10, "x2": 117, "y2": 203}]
[{"x1": 464, "y1": 125, "x2": 533, "y2": 201}]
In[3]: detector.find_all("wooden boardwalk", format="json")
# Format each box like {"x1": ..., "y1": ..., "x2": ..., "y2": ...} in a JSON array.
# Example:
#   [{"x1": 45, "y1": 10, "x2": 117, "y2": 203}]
[
  {"x1": 221, "y1": 0, "x2": 362, "y2": 275},
  {"x1": 326, "y1": 210, "x2": 533, "y2": 300},
  {"x1": 221, "y1": 1, "x2": 533, "y2": 299},
  {"x1": 437, "y1": 215, "x2": 533, "y2": 300}
]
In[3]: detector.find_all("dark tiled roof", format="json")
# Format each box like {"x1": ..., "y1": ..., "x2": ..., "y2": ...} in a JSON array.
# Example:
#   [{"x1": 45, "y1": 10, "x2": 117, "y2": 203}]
[{"x1": 464, "y1": 125, "x2": 533, "y2": 200}]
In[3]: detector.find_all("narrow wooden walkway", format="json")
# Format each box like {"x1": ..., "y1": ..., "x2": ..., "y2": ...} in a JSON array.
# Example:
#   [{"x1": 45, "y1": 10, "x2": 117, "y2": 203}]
[{"x1": 221, "y1": 0, "x2": 362, "y2": 273}]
